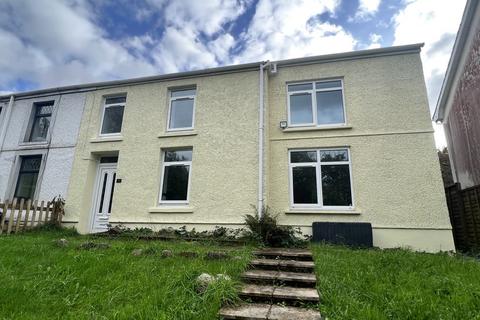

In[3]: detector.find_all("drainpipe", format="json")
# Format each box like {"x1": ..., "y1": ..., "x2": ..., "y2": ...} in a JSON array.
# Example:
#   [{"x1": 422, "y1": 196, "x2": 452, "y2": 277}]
[
  {"x1": 0, "y1": 95, "x2": 14, "y2": 152},
  {"x1": 258, "y1": 61, "x2": 271, "y2": 218}
]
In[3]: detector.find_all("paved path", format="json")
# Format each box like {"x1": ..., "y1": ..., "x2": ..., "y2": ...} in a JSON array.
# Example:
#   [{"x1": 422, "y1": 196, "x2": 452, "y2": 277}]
[{"x1": 219, "y1": 248, "x2": 321, "y2": 319}]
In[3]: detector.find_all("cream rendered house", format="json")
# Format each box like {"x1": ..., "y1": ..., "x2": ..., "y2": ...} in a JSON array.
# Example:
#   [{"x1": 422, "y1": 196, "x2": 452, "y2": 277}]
[{"x1": 53, "y1": 44, "x2": 453, "y2": 252}]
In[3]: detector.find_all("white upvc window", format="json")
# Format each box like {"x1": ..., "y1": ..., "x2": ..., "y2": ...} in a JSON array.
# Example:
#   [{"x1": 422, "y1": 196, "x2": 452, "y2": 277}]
[
  {"x1": 289, "y1": 148, "x2": 354, "y2": 210},
  {"x1": 167, "y1": 88, "x2": 196, "y2": 131},
  {"x1": 99, "y1": 96, "x2": 126, "y2": 136},
  {"x1": 159, "y1": 149, "x2": 193, "y2": 204},
  {"x1": 287, "y1": 79, "x2": 346, "y2": 127}
]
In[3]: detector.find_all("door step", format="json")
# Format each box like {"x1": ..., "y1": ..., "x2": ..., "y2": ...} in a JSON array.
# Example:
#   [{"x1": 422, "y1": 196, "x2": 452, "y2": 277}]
[
  {"x1": 242, "y1": 270, "x2": 316, "y2": 287},
  {"x1": 219, "y1": 303, "x2": 321, "y2": 320},
  {"x1": 250, "y1": 259, "x2": 315, "y2": 272},
  {"x1": 253, "y1": 248, "x2": 313, "y2": 261},
  {"x1": 239, "y1": 284, "x2": 320, "y2": 303}
]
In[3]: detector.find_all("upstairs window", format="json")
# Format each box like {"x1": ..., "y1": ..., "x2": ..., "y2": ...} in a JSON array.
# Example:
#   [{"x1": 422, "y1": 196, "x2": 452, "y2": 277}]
[
  {"x1": 168, "y1": 88, "x2": 196, "y2": 131},
  {"x1": 289, "y1": 148, "x2": 353, "y2": 209},
  {"x1": 160, "y1": 149, "x2": 192, "y2": 203},
  {"x1": 100, "y1": 96, "x2": 126, "y2": 136},
  {"x1": 14, "y1": 155, "x2": 42, "y2": 200},
  {"x1": 29, "y1": 102, "x2": 54, "y2": 142},
  {"x1": 287, "y1": 80, "x2": 345, "y2": 127}
]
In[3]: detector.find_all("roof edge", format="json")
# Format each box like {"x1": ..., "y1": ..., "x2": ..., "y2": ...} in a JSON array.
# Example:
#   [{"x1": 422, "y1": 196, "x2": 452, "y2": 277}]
[
  {"x1": 1, "y1": 43, "x2": 424, "y2": 101},
  {"x1": 433, "y1": 0, "x2": 478, "y2": 122}
]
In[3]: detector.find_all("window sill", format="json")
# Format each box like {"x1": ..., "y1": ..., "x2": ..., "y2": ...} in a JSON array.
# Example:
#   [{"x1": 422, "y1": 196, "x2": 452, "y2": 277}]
[
  {"x1": 90, "y1": 136, "x2": 124, "y2": 143},
  {"x1": 18, "y1": 141, "x2": 49, "y2": 147},
  {"x1": 282, "y1": 125, "x2": 352, "y2": 132},
  {"x1": 286, "y1": 209, "x2": 361, "y2": 215},
  {"x1": 149, "y1": 206, "x2": 194, "y2": 213},
  {"x1": 158, "y1": 131, "x2": 197, "y2": 138}
]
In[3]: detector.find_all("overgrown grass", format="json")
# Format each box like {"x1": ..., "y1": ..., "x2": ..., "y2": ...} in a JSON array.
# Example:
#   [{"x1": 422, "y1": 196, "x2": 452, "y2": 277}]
[
  {"x1": 0, "y1": 229, "x2": 253, "y2": 319},
  {"x1": 312, "y1": 244, "x2": 480, "y2": 319}
]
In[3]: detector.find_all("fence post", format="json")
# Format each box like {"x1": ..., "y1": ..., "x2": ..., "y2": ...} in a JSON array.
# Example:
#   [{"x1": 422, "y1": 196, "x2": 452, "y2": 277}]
[
  {"x1": 7, "y1": 198, "x2": 17, "y2": 235},
  {"x1": 23, "y1": 200, "x2": 32, "y2": 231},
  {"x1": 0, "y1": 200, "x2": 9, "y2": 235}
]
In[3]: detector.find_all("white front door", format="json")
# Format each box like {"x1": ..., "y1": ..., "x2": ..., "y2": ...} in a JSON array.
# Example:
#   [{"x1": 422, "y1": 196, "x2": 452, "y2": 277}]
[{"x1": 91, "y1": 163, "x2": 117, "y2": 233}]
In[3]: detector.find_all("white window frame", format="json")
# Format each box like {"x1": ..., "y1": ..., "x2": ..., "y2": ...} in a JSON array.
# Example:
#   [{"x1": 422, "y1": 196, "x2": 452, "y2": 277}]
[
  {"x1": 158, "y1": 149, "x2": 193, "y2": 205},
  {"x1": 288, "y1": 147, "x2": 354, "y2": 210},
  {"x1": 99, "y1": 95, "x2": 126, "y2": 137},
  {"x1": 166, "y1": 88, "x2": 196, "y2": 132},
  {"x1": 287, "y1": 79, "x2": 346, "y2": 128}
]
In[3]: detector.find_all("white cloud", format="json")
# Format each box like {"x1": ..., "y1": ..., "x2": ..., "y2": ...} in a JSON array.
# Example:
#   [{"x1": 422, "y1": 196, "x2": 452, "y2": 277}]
[
  {"x1": 393, "y1": 0, "x2": 467, "y2": 149},
  {"x1": 353, "y1": 0, "x2": 381, "y2": 21},
  {"x1": 234, "y1": 0, "x2": 356, "y2": 63},
  {"x1": 0, "y1": 0, "x2": 158, "y2": 89},
  {"x1": 367, "y1": 33, "x2": 382, "y2": 48}
]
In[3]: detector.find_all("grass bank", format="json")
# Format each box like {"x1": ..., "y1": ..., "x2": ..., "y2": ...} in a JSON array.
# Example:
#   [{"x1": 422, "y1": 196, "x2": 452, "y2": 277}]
[
  {"x1": 312, "y1": 244, "x2": 480, "y2": 319},
  {"x1": 0, "y1": 229, "x2": 252, "y2": 319}
]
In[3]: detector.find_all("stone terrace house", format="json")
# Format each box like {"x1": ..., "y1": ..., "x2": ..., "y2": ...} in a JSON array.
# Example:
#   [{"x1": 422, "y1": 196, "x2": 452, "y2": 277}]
[{"x1": 0, "y1": 44, "x2": 455, "y2": 252}]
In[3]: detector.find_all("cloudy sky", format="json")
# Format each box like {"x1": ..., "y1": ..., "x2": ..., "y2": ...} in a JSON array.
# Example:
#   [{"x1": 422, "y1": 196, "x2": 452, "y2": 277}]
[{"x1": 0, "y1": 0, "x2": 467, "y2": 147}]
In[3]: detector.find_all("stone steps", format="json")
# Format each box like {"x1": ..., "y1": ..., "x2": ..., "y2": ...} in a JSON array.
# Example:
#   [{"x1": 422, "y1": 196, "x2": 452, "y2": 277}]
[
  {"x1": 242, "y1": 270, "x2": 317, "y2": 287},
  {"x1": 219, "y1": 303, "x2": 321, "y2": 320},
  {"x1": 239, "y1": 284, "x2": 320, "y2": 304},
  {"x1": 250, "y1": 258, "x2": 315, "y2": 272},
  {"x1": 218, "y1": 248, "x2": 321, "y2": 319},
  {"x1": 253, "y1": 248, "x2": 313, "y2": 261}
]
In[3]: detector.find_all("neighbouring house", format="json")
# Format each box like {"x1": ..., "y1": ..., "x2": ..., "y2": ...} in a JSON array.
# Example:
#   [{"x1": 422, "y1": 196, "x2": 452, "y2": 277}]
[
  {"x1": 434, "y1": 0, "x2": 480, "y2": 252},
  {"x1": 0, "y1": 44, "x2": 455, "y2": 252},
  {"x1": 434, "y1": 0, "x2": 480, "y2": 189},
  {"x1": 0, "y1": 92, "x2": 86, "y2": 203}
]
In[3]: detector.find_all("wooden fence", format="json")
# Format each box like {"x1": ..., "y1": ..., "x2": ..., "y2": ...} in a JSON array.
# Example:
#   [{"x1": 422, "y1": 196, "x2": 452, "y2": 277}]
[
  {"x1": 0, "y1": 199, "x2": 62, "y2": 235},
  {"x1": 445, "y1": 183, "x2": 480, "y2": 252}
]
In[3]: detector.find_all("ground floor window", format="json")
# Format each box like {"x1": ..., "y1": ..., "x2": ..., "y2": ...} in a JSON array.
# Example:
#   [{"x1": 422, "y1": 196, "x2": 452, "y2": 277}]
[
  {"x1": 160, "y1": 149, "x2": 192, "y2": 204},
  {"x1": 289, "y1": 148, "x2": 353, "y2": 209},
  {"x1": 14, "y1": 155, "x2": 42, "y2": 200}
]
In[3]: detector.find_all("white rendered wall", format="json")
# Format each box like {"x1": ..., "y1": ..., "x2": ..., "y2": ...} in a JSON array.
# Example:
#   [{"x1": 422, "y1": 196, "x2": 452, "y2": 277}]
[{"x1": 0, "y1": 92, "x2": 86, "y2": 201}]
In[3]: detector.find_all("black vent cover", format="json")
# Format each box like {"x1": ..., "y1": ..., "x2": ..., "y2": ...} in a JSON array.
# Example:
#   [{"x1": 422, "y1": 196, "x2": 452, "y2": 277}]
[{"x1": 312, "y1": 222, "x2": 373, "y2": 247}]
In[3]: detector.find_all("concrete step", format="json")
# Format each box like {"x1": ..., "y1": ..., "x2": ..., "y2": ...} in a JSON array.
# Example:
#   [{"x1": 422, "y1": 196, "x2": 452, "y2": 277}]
[
  {"x1": 239, "y1": 284, "x2": 320, "y2": 304},
  {"x1": 219, "y1": 303, "x2": 321, "y2": 320},
  {"x1": 242, "y1": 270, "x2": 317, "y2": 287},
  {"x1": 250, "y1": 259, "x2": 315, "y2": 272},
  {"x1": 253, "y1": 248, "x2": 313, "y2": 261}
]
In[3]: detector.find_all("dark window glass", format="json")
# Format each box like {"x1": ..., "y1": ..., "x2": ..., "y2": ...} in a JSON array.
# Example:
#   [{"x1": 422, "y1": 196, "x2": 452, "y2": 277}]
[
  {"x1": 171, "y1": 89, "x2": 196, "y2": 98},
  {"x1": 315, "y1": 80, "x2": 342, "y2": 89},
  {"x1": 100, "y1": 156, "x2": 118, "y2": 163},
  {"x1": 29, "y1": 103, "x2": 53, "y2": 142},
  {"x1": 14, "y1": 155, "x2": 42, "y2": 200},
  {"x1": 321, "y1": 164, "x2": 352, "y2": 206},
  {"x1": 316, "y1": 90, "x2": 344, "y2": 125},
  {"x1": 108, "y1": 173, "x2": 116, "y2": 213},
  {"x1": 290, "y1": 93, "x2": 313, "y2": 124},
  {"x1": 291, "y1": 151, "x2": 317, "y2": 163},
  {"x1": 165, "y1": 150, "x2": 192, "y2": 162},
  {"x1": 105, "y1": 96, "x2": 126, "y2": 104},
  {"x1": 98, "y1": 172, "x2": 108, "y2": 213},
  {"x1": 169, "y1": 98, "x2": 194, "y2": 129},
  {"x1": 162, "y1": 165, "x2": 189, "y2": 201},
  {"x1": 292, "y1": 166, "x2": 317, "y2": 204},
  {"x1": 288, "y1": 83, "x2": 313, "y2": 92},
  {"x1": 101, "y1": 105, "x2": 124, "y2": 134},
  {"x1": 320, "y1": 149, "x2": 348, "y2": 162}
]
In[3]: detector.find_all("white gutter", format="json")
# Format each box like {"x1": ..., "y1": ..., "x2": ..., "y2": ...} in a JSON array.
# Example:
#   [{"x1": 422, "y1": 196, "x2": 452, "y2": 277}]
[
  {"x1": 0, "y1": 95, "x2": 14, "y2": 152},
  {"x1": 258, "y1": 61, "x2": 271, "y2": 218}
]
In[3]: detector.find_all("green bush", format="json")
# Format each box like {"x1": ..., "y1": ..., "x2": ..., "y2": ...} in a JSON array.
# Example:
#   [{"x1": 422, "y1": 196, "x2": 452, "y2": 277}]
[{"x1": 244, "y1": 206, "x2": 309, "y2": 247}]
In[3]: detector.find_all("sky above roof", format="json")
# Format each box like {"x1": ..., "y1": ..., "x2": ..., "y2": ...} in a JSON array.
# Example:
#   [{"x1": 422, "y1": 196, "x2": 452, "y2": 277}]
[{"x1": 0, "y1": 0, "x2": 468, "y2": 147}]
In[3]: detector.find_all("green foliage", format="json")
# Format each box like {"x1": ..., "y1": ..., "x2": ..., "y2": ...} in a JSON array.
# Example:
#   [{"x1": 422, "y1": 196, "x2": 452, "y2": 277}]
[
  {"x1": 312, "y1": 244, "x2": 480, "y2": 319},
  {"x1": 0, "y1": 230, "x2": 253, "y2": 319},
  {"x1": 244, "y1": 206, "x2": 309, "y2": 247}
]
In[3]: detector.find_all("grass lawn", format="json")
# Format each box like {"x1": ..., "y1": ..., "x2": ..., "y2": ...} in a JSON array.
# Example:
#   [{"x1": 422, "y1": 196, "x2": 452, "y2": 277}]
[
  {"x1": 312, "y1": 244, "x2": 480, "y2": 319},
  {"x1": 2, "y1": 230, "x2": 480, "y2": 319},
  {"x1": 0, "y1": 229, "x2": 253, "y2": 320}
]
